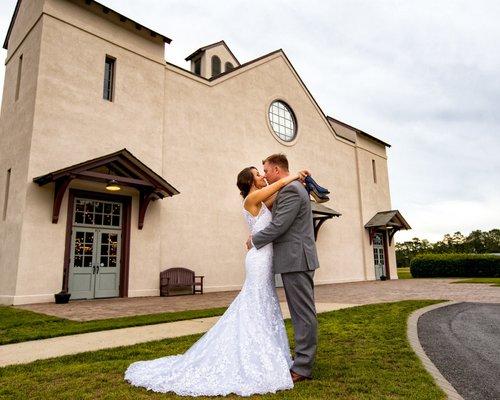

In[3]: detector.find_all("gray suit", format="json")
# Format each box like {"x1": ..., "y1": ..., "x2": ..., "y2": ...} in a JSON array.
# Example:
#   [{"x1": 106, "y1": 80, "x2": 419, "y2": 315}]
[{"x1": 252, "y1": 180, "x2": 319, "y2": 377}]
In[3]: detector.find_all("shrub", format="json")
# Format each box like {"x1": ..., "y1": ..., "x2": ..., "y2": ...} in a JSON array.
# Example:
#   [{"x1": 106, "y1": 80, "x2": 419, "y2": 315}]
[{"x1": 410, "y1": 253, "x2": 500, "y2": 278}]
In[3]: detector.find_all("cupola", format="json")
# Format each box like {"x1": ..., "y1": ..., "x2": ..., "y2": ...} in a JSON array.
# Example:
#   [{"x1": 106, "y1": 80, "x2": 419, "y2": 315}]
[{"x1": 185, "y1": 40, "x2": 240, "y2": 79}]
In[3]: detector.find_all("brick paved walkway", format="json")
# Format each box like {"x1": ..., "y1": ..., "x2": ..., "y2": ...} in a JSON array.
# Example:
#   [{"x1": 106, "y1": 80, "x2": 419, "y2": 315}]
[{"x1": 17, "y1": 278, "x2": 500, "y2": 321}]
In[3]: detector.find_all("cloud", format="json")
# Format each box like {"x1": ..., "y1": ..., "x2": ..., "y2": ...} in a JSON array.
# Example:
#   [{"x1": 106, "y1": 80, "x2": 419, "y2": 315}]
[{"x1": 0, "y1": 0, "x2": 498, "y2": 242}]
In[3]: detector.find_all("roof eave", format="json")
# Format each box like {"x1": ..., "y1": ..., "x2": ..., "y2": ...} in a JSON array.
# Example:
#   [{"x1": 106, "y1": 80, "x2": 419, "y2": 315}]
[
  {"x1": 3, "y1": 0, "x2": 172, "y2": 51},
  {"x1": 326, "y1": 116, "x2": 391, "y2": 148}
]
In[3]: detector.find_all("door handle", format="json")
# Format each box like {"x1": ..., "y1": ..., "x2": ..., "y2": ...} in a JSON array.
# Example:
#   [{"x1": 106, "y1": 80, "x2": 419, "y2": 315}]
[
  {"x1": 96, "y1": 265, "x2": 100, "y2": 274},
  {"x1": 92, "y1": 265, "x2": 96, "y2": 274}
]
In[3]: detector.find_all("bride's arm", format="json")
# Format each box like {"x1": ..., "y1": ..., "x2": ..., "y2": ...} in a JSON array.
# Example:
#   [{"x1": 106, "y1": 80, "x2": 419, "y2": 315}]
[
  {"x1": 244, "y1": 171, "x2": 307, "y2": 212},
  {"x1": 263, "y1": 193, "x2": 277, "y2": 210}
]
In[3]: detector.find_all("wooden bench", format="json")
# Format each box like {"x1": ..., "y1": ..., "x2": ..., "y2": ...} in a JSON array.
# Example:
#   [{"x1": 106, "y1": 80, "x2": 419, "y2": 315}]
[{"x1": 160, "y1": 267, "x2": 204, "y2": 296}]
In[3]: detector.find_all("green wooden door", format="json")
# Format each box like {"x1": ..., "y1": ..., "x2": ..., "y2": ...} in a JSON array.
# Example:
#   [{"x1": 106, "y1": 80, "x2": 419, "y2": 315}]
[{"x1": 68, "y1": 197, "x2": 123, "y2": 299}]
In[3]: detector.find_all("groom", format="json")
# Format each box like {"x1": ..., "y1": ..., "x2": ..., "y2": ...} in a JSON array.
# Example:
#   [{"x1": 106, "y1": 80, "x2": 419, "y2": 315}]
[{"x1": 246, "y1": 153, "x2": 319, "y2": 383}]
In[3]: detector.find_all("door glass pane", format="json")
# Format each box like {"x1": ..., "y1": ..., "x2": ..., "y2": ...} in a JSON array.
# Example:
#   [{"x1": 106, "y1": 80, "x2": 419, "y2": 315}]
[
  {"x1": 103, "y1": 214, "x2": 111, "y2": 226},
  {"x1": 74, "y1": 255, "x2": 82, "y2": 267},
  {"x1": 109, "y1": 234, "x2": 118, "y2": 256},
  {"x1": 112, "y1": 215, "x2": 120, "y2": 226},
  {"x1": 100, "y1": 255, "x2": 108, "y2": 267},
  {"x1": 75, "y1": 232, "x2": 84, "y2": 254},
  {"x1": 104, "y1": 203, "x2": 112, "y2": 214},
  {"x1": 83, "y1": 256, "x2": 92, "y2": 267},
  {"x1": 109, "y1": 256, "x2": 116, "y2": 267}
]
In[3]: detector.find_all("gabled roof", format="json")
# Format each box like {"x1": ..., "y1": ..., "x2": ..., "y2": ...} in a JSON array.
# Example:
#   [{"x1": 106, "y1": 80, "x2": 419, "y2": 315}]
[
  {"x1": 172, "y1": 47, "x2": 390, "y2": 149},
  {"x1": 364, "y1": 210, "x2": 411, "y2": 230},
  {"x1": 185, "y1": 40, "x2": 240, "y2": 65},
  {"x1": 33, "y1": 148, "x2": 179, "y2": 198},
  {"x1": 3, "y1": 0, "x2": 172, "y2": 50},
  {"x1": 327, "y1": 116, "x2": 391, "y2": 148}
]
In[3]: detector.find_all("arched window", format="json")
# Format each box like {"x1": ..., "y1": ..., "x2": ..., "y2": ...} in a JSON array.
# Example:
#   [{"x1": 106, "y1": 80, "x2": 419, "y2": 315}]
[
  {"x1": 225, "y1": 62, "x2": 234, "y2": 72},
  {"x1": 211, "y1": 56, "x2": 221, "y2": 77},
  {"x1": 193, "y1": 58, "x2": 201, "y2": 76}
]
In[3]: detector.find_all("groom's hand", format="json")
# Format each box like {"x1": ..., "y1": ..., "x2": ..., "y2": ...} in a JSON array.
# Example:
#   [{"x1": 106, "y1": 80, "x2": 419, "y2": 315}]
[{"x1": 246, "y1": 235, "x2": 254, "y2": 250}]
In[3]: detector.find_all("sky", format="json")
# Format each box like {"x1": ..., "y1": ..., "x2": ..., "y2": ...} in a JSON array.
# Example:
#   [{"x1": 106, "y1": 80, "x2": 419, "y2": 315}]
[{"x1": 0, "y1": 0, "x2": 499, "y2": 243}]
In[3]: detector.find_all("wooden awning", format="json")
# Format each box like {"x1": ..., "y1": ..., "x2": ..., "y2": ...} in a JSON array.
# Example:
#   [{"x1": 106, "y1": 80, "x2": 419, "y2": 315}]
[
  {"x1": 311, "y1": 201, "x2": 341, "y2": 241},
  {"x1": 33, "y1": 148, "x2": 179, "y2": 229},
  {"x1": 364, "y1": 210, "x2": 411, "y2": 244}
]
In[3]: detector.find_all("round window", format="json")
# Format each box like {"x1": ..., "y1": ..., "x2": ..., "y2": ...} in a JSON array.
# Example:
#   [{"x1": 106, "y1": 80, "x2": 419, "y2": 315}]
[{"x1": 268, "y1": 101, "x2": 297, "y2": 142}]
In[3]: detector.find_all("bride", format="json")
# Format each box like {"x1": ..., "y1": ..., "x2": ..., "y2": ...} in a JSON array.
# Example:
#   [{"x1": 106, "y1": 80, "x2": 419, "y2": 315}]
[{"x1": 124, "y1": 166, "x2": 308, "y2": 397}]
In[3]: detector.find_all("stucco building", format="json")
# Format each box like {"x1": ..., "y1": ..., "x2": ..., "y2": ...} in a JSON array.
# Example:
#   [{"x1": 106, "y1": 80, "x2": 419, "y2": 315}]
[{"x1": 0, "y1": 0, "x2": 410, "y2": 305}]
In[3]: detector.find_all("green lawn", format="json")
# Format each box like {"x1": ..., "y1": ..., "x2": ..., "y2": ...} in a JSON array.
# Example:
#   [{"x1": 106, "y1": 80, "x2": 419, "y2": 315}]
[
  {"x1": 0, "y1": 300, "x2": 446, "y2": 399},
  {"x1": 0, "y1": 306, "x2": 227, "y2": 345},
  {"x1": 397, "y1": 267, "x2": 413, "y2": 279},
  {"x1": 450, "y1": 277, "x2": 500, "y2": 286}
]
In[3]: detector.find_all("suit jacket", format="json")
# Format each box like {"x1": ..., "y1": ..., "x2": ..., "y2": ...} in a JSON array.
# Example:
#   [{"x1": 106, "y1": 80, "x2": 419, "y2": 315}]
[{"x1": 252, "y1": 180, "x2": 319, "y2": 273}]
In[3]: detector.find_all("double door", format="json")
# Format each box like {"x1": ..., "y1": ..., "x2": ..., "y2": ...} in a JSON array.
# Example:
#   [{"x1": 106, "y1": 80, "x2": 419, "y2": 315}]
[{"x1": 68, "y1": 197, "x2": 122, "y2": 299}]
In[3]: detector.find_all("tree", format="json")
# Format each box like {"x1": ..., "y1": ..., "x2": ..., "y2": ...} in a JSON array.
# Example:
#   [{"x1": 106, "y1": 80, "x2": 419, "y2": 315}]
[{"x1": 395, "y1": 228, "x2": 499, "y2": 267}]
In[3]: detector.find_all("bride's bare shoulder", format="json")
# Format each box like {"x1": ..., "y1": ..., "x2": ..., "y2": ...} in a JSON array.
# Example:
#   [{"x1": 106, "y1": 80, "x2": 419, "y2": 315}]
[{"x1": 243, "y1": 197, "x2": 261, "y2": 217}]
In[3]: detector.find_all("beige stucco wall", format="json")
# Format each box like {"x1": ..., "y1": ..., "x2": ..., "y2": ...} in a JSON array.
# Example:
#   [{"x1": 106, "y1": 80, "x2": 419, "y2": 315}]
[
  {"x1": 1, "y1": 0, "x2": 167, "y2": 304},
  {"x1": 0, "y1": 0, "x2": 44, "y2": 305},
  {"x1": 162, "y1": 53, "x2": 371, "y2": 291},
  {"x1": 0, "y1": 0, "x2": 398, "y2": 304},
  {"x1": 355, "y1": 135, "x2": 397, "y2": 279}
]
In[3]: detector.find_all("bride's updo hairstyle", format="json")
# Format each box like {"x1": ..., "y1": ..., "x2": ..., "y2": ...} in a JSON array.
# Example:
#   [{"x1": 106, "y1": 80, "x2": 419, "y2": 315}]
[{"x1": 237, "y1": 167, "x2": 257, "y2": 199}]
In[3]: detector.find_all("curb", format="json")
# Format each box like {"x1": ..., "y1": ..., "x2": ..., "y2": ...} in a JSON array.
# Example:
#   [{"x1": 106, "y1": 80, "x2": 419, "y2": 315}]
[{"x1": 407, "y1": 301, "x2": 464, "y2": 400}]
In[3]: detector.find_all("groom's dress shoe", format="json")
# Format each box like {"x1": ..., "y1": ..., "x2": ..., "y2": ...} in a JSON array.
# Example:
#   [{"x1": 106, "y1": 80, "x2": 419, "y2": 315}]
[{"x1": 290, "y1": 370, "x2": 311, "y2": 383}]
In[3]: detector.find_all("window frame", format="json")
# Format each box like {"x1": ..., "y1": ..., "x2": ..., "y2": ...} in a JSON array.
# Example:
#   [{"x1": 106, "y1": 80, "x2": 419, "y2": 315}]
[
  {"x1": 267, "y1": 99, "x2": 298, "y2": 145},
  {"x1": 211, "y1": 55, "x2": 221, "y2": 77},
  {"x1": 15, "y1": 54, "x2": 23, "y2": 101},
  {"x1": 103, "y1": 55, "x2": 116, "y2": 102}
]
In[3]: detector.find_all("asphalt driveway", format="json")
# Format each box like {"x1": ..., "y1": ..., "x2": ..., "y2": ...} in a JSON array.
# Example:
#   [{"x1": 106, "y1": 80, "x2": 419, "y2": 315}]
[{"x1": 418, "y1": 302, "x2": 500, "y2": 400}]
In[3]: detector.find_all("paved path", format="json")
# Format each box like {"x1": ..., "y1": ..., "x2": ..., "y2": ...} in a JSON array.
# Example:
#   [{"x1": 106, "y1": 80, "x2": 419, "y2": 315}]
[
  {"x1": 0, "y1": 302, "x2": 356, "y2": 367},
  {"x1": 17, "y1": 278, "x2": 500, "y2": 321},
  {"x1": 418, "y1": 302, "x2": 500, "y2": 400}
]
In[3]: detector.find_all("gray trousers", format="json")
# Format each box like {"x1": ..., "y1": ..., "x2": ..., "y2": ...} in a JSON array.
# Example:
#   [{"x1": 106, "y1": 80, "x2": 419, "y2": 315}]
[{"x1": 281, "y1": 270, "x2": 317, "y2": 377}]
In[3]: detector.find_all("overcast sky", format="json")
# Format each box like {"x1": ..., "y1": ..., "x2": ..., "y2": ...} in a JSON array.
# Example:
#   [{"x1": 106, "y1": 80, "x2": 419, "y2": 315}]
[{"x1": 1, "y1": 0, "x2": 499, "y2": 242}]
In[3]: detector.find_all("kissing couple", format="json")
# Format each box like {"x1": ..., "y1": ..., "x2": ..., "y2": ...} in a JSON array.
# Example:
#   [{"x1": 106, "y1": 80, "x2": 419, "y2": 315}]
[{"x1": 125, "y1": 153, "x2": 320, "y2": 397}]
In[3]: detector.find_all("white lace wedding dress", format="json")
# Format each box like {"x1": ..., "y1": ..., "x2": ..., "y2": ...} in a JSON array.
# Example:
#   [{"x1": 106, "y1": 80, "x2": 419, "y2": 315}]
[{"x1": 124, "y1": 202, "x2": 294, "y2": 397}]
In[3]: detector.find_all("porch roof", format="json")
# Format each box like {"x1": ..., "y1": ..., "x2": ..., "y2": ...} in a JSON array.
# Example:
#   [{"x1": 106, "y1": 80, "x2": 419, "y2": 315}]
[
  {"x1": 33, "y1": 148, "x2": 179, "y2": 229},
  {"x1": 364, "y1": 210, "x2": 411, "y2": 230},
  {"x1": 33, "y1": 148, "x2": 179, "y2": 197},
  {"x1": 311, "y1": 201, "x2": 341, "y2": 241},
  {"x1": 311, "y1": 202, "x2": 341, "y2": 218}
]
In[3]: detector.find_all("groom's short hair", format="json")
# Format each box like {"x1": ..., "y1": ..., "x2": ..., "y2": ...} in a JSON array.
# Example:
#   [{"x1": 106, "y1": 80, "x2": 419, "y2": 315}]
[{"x1": 263, "y1": 153, "x2": 289, "y2": 171}]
